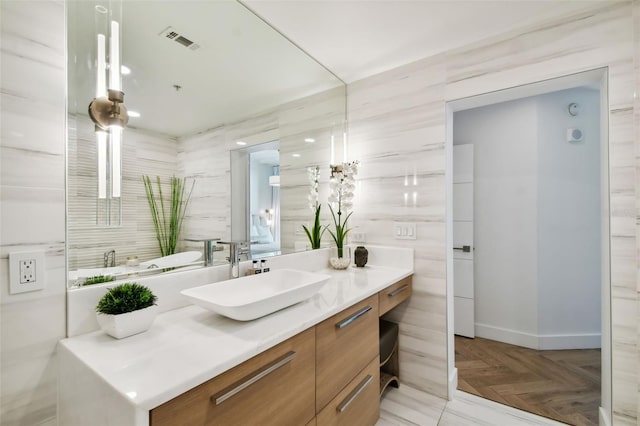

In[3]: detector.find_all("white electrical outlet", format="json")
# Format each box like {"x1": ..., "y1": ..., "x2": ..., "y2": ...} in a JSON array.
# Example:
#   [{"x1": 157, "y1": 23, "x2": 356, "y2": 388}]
[
  {"x1": 20, "y1": 259, "x2": 36, "y2": 283},
  {"x1": 9, "y1": 251, "x2": 46, "y2": 294}
]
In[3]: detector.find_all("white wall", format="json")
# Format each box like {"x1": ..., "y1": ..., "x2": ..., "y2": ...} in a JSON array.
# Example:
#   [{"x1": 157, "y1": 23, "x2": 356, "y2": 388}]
[
  {"x1": 536, "y1": 88, "x2": 601, "y2": 346},
  {"x1": 452, "y1": 87, "x2": 601, "y2": 349},
  {"x1": 454, "y1": 97, "x2": 540, "y2": 341}
]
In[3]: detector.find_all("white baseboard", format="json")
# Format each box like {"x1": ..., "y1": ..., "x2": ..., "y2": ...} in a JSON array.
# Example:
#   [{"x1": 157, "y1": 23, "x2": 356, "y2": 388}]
[
  {"x1": 599, "y1": 406, "x2": 611, "y2": 426},
  {"x1": 475, "y1": 323, "x2": 538, "y2": 348},
  {"x1": 448, "y1": 367, "x2": 458, "y2": 401},
  {"x1": 475, "y1": 323, "x2": 601, "y2": 350},
  {"x1": 538, "y1": 333, "x2": 601, "y2": 350}
]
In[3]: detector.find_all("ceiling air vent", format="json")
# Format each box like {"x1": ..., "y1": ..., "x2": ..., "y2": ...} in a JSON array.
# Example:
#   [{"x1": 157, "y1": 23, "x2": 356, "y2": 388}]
[{"x1": 158, "y1": 26, "x2": 201, "y2": 51}]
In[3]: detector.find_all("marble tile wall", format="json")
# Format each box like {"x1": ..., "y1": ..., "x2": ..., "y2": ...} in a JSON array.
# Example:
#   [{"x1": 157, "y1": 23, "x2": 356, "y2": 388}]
[
  {"x1": 348, "y1": 56, "x2": 448, "y2": 397},
  {"x1": 348, "y1": 1, "x2": 638, "y2": 423},
  {"x1": 0, "y1": 1, "x2": 65, "y2": 425},
  {"x1": 179, "y1": 86, "x2": 345, "y2": 255},
  {"x1": 634, "y1": 1, "x2": 640, "y2": 423},
  {"x1": 67, "y1": 118, "x2": 179, "y2": 271}
]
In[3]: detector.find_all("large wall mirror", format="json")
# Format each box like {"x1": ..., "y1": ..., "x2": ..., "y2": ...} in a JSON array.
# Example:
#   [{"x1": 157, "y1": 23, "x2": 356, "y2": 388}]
[{"x1": 67, "y1": 0, "x2": 345, "y2": 286}]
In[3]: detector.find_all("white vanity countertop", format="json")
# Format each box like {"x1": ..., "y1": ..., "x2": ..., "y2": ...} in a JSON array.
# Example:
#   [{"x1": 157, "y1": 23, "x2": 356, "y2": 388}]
[{"x1": 59, "y1": 264, "x2": 413, "y2": 411}]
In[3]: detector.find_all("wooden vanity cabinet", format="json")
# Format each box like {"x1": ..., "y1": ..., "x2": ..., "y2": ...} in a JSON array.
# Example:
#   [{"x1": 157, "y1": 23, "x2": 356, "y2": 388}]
[
  {"x1": 379, "y1": 276, "x2": 412, "y2": 316},
  {"x1": 317, "y1": 357, "x2": 380, "y2": 426},
  {"x1": 150, "y1": 328, "x2": 315, "y2": 426},
  {"x1": 150, "y1": 276, "x2": 412, "y2": 426},
  {"x1": 315, "y1": 295, "x2": 379, "y2": 414}
]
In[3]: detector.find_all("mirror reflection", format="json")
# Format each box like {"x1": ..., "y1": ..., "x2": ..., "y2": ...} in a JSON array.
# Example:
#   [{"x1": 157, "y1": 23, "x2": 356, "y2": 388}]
[
  {"x1": 229, "y1": 141, "x2": 282, "y2": 259},
  {"x1": 66, "y1": 0, "x2": 345, "y2": 286}
]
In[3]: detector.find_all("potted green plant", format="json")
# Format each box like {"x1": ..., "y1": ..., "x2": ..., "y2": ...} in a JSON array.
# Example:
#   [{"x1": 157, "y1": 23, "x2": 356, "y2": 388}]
[
  {"x1": 96, "y1": 283, "x2": 158, "y2": 339},
  {"x1": 302, "y1": 166, "x2": 326, "y2": 249},
  {"x1": 143, "y1": 175, "x2": 195, "y2": 257},
  {"x1": 327, "y1": 161, "x2": 359, "y2": 269}
]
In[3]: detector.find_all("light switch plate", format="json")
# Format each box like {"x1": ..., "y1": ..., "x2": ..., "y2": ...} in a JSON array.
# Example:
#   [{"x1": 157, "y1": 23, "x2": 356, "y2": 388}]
[
  {"x1": 9, "y1": 251, "x2": 46, "y2": 294},
  {"x1": 393, "y1": 222, "x2": 417, "y2": 240},
  {"x1": 350, "y1": 232, "x2": 366, "y2": 243}
]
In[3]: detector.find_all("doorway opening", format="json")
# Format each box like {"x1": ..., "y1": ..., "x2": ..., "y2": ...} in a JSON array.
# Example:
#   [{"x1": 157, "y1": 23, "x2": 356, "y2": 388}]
[
  {"x1": 230, "y1": 140, "x2": 281, "y2": 259},
  {"x1": 446, "y1": 69, "x2": 611, "y2": 426}
]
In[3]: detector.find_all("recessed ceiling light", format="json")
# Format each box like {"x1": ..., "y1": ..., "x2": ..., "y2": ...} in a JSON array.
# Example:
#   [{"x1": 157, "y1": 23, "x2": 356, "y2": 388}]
[
  {"x1": 121, "y1": 65, "x2": 131, "y2": 75},
  {"x1": 95, "y1": 5, "x2": 107, "y2": 14},
  {"x1": 236, "y1": 141, "x2": 247, "y2": 146},
  {"x1": 128, "y1": 110, "x2": 140, "y2": 118},
  {"x1": 292, "y1": 153, "x2": 301, "y2": 158},
  {"x1": 304, "y1": 138, "x2": 315, "y2": 143}
]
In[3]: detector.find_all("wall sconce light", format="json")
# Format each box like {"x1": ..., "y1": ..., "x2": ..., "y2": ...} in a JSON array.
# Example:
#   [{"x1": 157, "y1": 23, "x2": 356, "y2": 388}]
[
  {"x1": 89, "y1": 20, "x2": 128, "y2": 131},
  {"x1": 90, "y1": 17, "x2": 127, "y2": 200},
  {"x1": 88, "y1": 90, "x2": 129, "y2": 130}
]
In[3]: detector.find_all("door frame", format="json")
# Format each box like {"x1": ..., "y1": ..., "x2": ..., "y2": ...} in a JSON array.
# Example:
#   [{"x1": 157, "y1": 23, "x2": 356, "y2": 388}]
[{"x1": 444, "y1": 68, "x2": 611, "y2": 424}]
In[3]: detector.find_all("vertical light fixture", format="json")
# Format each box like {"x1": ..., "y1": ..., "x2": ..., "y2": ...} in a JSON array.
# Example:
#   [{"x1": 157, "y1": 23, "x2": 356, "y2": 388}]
[
  {"x1": 109, "y1": 20, "x2": 120, "y2": 92},
  {"x1": 96, "y1": 31, "x2": 108, "y2": 199},
  {"x1": 89, "y1": 2, "x2": 127, "y2": 201},
  {"x1": 109, "y1": 19, "x2": 122, "y2": 199},
  {"x1": 342, "y1": 131, "x2": 348, "y2": 163},
  {"x1": 97, "y1": 131, "x2": 108, "y2": 199},
  {"x1": 111, "y1": 127, "x2": 122, "y2": 197}
]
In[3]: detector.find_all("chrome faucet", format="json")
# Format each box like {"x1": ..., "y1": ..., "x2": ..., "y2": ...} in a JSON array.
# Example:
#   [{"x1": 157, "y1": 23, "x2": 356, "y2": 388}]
[
  {"x1": 185, "y1": 238, "x2": 221, "y2": 267},
  {"x1": 218, "y1": 241, "x2": 250, "y2": 278},
  {"x1": 103, "y1": 249, "x2": 116, "y2": 267}
]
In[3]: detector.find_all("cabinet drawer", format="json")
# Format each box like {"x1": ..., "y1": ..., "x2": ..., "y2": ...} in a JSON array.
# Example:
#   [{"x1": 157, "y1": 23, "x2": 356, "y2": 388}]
[
  {"x1": 150, "y1": 328, "x2": 315, "y2": 426},
  {"x1": 316, "y1": 295, "x2": 379, "y2": 412},
  {"x1": 379, "y1": 276, "x2": 412, "y2": 316},
  {"x1": 317, "y1": 357, "x2": 380, "y2": 426}
]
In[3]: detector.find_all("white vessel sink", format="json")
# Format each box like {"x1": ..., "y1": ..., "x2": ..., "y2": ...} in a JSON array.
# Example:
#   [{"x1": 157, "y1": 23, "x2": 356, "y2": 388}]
[{"x1": 181, "y1": 269, "x2": 331, "y2": 321}]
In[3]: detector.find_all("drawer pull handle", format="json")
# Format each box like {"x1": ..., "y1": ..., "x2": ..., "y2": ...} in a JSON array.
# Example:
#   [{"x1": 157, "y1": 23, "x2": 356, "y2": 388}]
[
  {"x1": 336, "y1": 306, "x2": 372, "y2": 329},
  {"x1": 336, "y1": 375, "x2": 373, "y2": 413},
  {"x1": 212, "y1": 351, "x2": 296, "y2": 405},
  {"x1": 388, "y1": 285, "x2": 409, "y2": 297}
]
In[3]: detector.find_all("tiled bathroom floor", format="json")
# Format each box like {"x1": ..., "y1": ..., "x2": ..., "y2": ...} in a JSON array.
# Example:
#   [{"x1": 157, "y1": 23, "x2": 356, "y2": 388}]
[{"x1": 377, "y1": 386, "x2": 566, "y2": 426}]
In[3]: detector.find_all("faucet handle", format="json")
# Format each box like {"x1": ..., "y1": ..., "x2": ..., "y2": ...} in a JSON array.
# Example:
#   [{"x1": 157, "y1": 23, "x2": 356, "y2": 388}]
[{"x1": 185, "y1": 238, "x2": 221, "y2": 267}]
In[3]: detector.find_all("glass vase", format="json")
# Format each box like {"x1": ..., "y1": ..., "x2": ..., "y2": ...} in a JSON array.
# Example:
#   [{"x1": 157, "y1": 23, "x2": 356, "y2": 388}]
[{"x1": 329, "y1": 246, "x2": 351, "y2": 270}]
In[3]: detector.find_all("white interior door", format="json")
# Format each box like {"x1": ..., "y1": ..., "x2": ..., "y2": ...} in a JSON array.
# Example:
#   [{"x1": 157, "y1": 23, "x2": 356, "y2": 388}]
[{"x1": 453, "y1": 144, "x2": 474, "y2": 338}]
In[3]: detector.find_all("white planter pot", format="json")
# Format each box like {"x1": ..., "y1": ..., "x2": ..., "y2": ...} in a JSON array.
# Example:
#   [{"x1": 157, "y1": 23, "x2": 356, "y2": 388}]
[{"x1": 96, "y1": 305, "x2": 159, "y2": 339}]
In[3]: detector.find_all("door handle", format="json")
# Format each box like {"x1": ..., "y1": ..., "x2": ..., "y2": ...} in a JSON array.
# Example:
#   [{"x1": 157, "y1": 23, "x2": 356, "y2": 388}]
[{"x1": 453, "y1": 245, "x2": 471, "y2": 253}]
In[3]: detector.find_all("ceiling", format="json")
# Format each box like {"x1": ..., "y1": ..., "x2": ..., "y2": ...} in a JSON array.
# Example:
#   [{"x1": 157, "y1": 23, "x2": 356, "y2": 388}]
[
  {"x1": 243, "y1": 0, "x2": 614, "y2": 83},
  {"x1": 68, "y1": 0, "x2": 342, "y2": 137},
  {"x1": 69, "y1": 0, "x2": 613, "y2": 137}
]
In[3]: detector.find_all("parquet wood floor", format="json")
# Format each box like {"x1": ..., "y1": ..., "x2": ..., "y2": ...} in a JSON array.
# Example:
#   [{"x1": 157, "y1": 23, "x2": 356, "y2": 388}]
[{"x1": 455, "y1": 336, "x2": 600, "y2": 426}]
